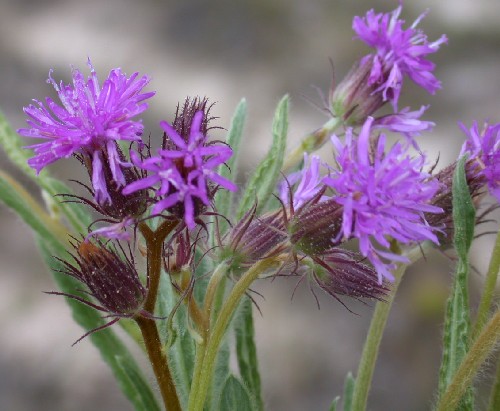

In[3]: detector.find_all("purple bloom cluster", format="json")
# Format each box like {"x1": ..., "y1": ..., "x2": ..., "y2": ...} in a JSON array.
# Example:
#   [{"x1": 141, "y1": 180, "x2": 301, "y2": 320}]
[
  {"x1": 123, "y1": 111, "x2": 237, "y2": 229},
  {"x1": 18, "y1": 59, "x2": 154, "y2": 203},
  {"x1": 353, "y1": 4, "x2": 447, "y2": 110},
  {"x1": 323, "y1": 117, "x2": 442, "y2": 282},
  {"x1": 460, "y1": 121, "x2": 500, "y2": 202}
]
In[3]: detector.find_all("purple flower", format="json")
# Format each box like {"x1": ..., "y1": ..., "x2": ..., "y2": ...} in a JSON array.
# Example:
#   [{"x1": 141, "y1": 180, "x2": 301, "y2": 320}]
[
  {"x1": 460, "y1": 121, "x2": 500, "y2": 202},
  {"x1": 372, "y1": 105, "x2": 435, "y2": 147},
  {"x1": 86, "y1": 217, "x2": 135, "y2": 241},
  {"x1": 324, "y1": 116, "x2": 442, "y2": 282},
  {"x1": 123, "y1": 111, "x2": 237, "y2": 229},
  {"x1": 353, "y1": 4, "x2": 447, "y2": 110},
  {"x1": 18, "y1": 59, "x2": 155, "y2": 203},
  {"x1": 279, "y1": 154, "x2": 326, "y2": 208}
]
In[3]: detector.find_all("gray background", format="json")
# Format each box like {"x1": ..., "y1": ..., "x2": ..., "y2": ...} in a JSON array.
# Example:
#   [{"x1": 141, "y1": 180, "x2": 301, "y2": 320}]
[{"x1": 1, "y1": 0, "x2": 500, "y2": 410}]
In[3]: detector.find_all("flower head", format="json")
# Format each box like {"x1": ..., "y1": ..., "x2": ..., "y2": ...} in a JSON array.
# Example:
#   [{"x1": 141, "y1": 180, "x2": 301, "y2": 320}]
[
  {"x1": 324, "y1": 116, "x2": 442, "y2": 282},
  {"x1": 48, "y1": 239, "x2": 148, "y2": 344},
  {"x1": 353, "y1": 4, "x2": 447, "y2": 110},
  {"x1": 460, "y1": 121, "x2": 500, "y2": 202},
  {"x1": 308, "y1": 248, "x2": 389, "y2": 301},
  {"x1": 19, "y1": 59, "x2": 154, "y2": 203},
  {"x1": 123, "y1": 100, "x2": 237, "y2": 229}
]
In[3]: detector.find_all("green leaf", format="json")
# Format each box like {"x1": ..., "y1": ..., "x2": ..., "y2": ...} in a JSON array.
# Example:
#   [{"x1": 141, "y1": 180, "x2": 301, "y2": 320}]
[
  {"x1": 343, "y1": 372, "x2": 355, "y2": 411},
  {"x1": 209, "y1": 338, "x2": 231, "y2": 411},
  {"x1": 36, "y1": 239, "x2": 161, "y2": 411},
  {"x1": 218, "y1": 375, "x2": 257, "y2": 411},
  {"x1": 237, "y1": 95, "x2": 289, "y2": 219},
  {"x1": 213, "y1": 99, "x2": 247, "y2": 237},
  {"x1": 157, "y1": 273, "x2": 196, "y2": 409},
  {"x1": 329, "y1": 396, "x2": 340, "y2": 411},
  {"x1": 0, "y1": 110, "x2": 92, "y2": 234},
  {"x1": 115, "y1": 357, "x2": 162, "y2": 411},
  {"x1": 0, "y1": 171, "x2": 68, "y2": 253},
  {"x1": 437, "y1": 156, "x2": 475, "y2": 410},
  {"x1": 235, "y1": 297, "x2": 263, "y2": 411},
  {"x1": 0, "y1": 170, "x2": 162, "y2": 411}
]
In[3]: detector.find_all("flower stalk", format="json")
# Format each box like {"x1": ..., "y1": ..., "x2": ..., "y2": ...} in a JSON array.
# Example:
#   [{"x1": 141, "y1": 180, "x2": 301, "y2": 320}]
[
  {"x1": 435, "y1": 310, "x2": 500, "y2": 411},
  {"x1": 137, "y1": 220, "x2": 181, "y2": 411},
  {"x1": 351, "y1": 255, "x2": 406, "y2": 411},
  {"x1": 188, "y1": 257, "x2": 279, "y2": 411}
]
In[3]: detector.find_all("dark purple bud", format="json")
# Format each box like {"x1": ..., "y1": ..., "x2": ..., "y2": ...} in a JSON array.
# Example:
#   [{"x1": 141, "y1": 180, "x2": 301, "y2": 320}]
[
  {"x1": 288, "y1": 198, "x2": 344, "y2": 256},
  {"x1": 226, "y1": 204, "x2": 288, "y2": 268},
  {"x1": 58, "y1": 240, "x2": 147, "y2": 317},
  {"x1": 310, "y1": 248, "x2": 389, "y2": 301},
  {"x1": 330, "y1": 60, "x2": 386, "y2": 126},
  {"x1": 164, "y1": 230, "x2": 195, "y2": 276}
]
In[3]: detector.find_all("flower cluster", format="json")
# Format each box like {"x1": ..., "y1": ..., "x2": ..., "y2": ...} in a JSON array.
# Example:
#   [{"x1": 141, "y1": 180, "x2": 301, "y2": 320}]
[
  {"x1": 324, "y1": 117, "x2": 442, "y2": 281},
  {"x1": 123, "y1": 101, "x2": 237, "y2": 229},
  {"x1": 19, "y1": 59, "x2": 154, "y2": 204},
  {"x1": 353, "y1": 4, "x2": 447, "y2": 110}
]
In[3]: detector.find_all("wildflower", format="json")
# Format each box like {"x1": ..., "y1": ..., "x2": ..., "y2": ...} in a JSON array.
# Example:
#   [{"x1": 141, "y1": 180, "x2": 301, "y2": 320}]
[
  {"x1": 123, "y1": 101, "x2": 236, "y2": 229},
  {"x1": 18, "y1": 59, "x2": 154, "y2": 204},
  {"x1": 323, "y1": 116, "x2": 442, "y2": 282},
  {"x1": 460, "y1": 121, "x2": 500, "y2": 202},
  {"x1": 48, "y1": 239, "x2": 149, "y2": 344},
  {"x1": 352, "y1": 4, "x2": 447, "y2": 110}
]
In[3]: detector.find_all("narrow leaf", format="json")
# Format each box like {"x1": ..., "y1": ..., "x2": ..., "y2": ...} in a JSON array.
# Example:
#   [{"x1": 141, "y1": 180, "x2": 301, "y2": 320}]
[
  {"x1": 329, "y1": 396, "x2": 340, "y2": 411},
  {"x1": 343, "y1": 372, "x2": 356, "y2": 411},
  {"x1": 0, "y1": 110, "x2": 92, "y2": 234},
  {"x1": 215, "y1": 99, "x2": 247, "y2": 227},
  {"x1": 218, "y1": 375, "x2": 257, "y2": 411},
  {"x1": 116, "y1": 356, "x2": 162, "y2": 411},
  {"x1": 438, "y1": 156, "x2": 475, "y2": 410},
  {"x1": 0, "y1": 170, "x2": 162, "y2": 411},
  {"x1": 235, "y1": 297, "x2": 263, "y2": 411},
  {"x1": 209, "y1": 338, "x2": 231, "y2": 411},
  {"x1": 237, "y1": 95, "x2": 289, "y2": 218}
]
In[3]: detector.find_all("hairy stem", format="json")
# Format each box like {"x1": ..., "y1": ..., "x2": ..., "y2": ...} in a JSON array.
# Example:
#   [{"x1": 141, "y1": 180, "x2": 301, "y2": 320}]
[
  {"x1": 488, "y1": 352, "x2": 500, "y2": 411},
  {"x1": 282, "y1": 116, "x2": 341, "y2": 172},
  {"x1": 351, "y1": 255, "x2": 407, "y2": 411},
  {"x1": 435, "y1": 310, "x2": 500, "y2": 411},
  {"x1": 188, "y1": 258, "x2": 278, "y2": 411},
  {"x1": 473, "y1": 230, "x2": 500, "y2": 339}
]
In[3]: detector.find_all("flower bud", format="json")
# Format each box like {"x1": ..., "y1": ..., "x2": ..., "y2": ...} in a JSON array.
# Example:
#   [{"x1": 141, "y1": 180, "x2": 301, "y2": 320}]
[
  {"x1": 288, "y1": 198, "x2": 344, "y2": 256},
  {"x1": 310, "y1": 248, "x2": 389, "y2": 301},
  {"x1": 58, "y1": 240, "x2": 147, "y2": 317},
  {"x1": 226, "y1": 204, "x2": 288, "y2": 269}
]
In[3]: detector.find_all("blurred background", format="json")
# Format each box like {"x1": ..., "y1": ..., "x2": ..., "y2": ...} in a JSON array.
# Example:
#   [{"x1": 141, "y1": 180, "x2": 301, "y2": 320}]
[{"x1": 1, "y1": 0, "x2": 500, "y2": 410}]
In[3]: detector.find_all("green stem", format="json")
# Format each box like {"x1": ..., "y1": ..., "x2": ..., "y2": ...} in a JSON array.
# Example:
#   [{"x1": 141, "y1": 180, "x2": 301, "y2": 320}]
[
  {"x1": 487, "y1": 352, "x2": 500, "y2": 411},
  {"x1": 204, "y1": 262, "x2": 230, "y2": 323},
  {"x1": 473, "y1": 230, "x2": 500, "y2": 339},
  {"x1": 188, "y1": 258, "x2": 278, "y2": 411},
  {"x1": 435, "y1": 310, "x2": 500, "y2": 411},
  {"x1": 282, "y1": 116, "x2": 342, "y2": 172},
  {"x1": 351, "y1": 260, "x2": 407, "y2": 411}
]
